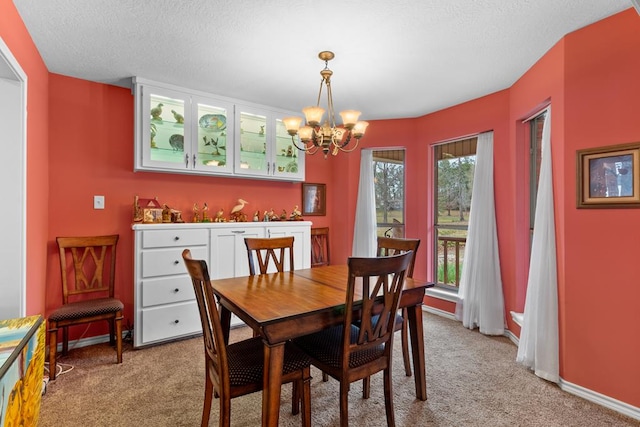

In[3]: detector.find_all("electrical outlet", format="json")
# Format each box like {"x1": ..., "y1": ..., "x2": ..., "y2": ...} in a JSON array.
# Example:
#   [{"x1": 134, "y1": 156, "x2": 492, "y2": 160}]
[{"x1": 94, "y1": 195, "x2": 105, "y2": 209}]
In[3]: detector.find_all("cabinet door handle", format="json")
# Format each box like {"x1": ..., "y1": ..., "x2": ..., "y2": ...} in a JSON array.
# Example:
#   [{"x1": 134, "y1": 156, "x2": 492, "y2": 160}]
[
  {"x1": 184, "y1": 153, "x2": 189, "y2": 168},
  {"x1": 192, "y1": 154, "x2": 196, "y2": 168},
  {"x1": 267, "y1": 162, "x2": 270, "y2": 174},
  {"x1": 273, "y1": 162, "x2": 276, "y2": 175},
  {"x1": 231, "y1": 230, "x2": 245, "y2": 234}
]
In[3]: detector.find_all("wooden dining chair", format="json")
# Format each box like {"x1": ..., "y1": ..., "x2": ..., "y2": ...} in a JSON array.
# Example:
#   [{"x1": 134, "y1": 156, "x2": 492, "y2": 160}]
[
  {"x1": 182, "y1": 249, "x2": 312, "y2": 427},
  {"x1": 310, "y1": 227, "x2": 330, "y2": 267},
  {"x1": 293, "y1": 252, "x2": 413, "y2": 427},
  {"x1": 244, "y1": 236, "x2": 295, "y2": 274},
  {"x1": 47, "y1": 235, "x2": 123, "y2": 380},
  {"x1": 377, "y1": 236, "x2": 421, "y2": 378}
]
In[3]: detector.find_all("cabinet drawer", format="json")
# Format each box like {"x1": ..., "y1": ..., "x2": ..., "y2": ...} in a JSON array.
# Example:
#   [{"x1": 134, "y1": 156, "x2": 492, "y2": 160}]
[
  {"x1": 142, "y1": 229, "x2": 208, "y2": 248},
  {"x1": 142, "y1": 246, "x2": 208, "y2": 278},
  {"x1": 141, "y1": 301, "x2": 201, "y2": 344},
  {"x1": 141, "y1": 276, "x2": 195, "y2": 307}
]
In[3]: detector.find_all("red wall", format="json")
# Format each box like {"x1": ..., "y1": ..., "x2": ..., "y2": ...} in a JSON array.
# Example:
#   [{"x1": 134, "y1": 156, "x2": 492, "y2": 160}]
[
  {"x1": 561, "y1": 10, "x2": 640, "y2": 405},
  {"x1": 0, "y1": 0, "x2": 49, "y2": 316}
]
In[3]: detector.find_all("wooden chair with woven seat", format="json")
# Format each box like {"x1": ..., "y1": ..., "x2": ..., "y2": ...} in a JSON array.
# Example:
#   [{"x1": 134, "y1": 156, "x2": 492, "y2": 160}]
[
  {"x1": 244, "y1": 236, "x2": 295, "y2": 275},
  {"x1": 182, "y1": 249, "x2": 311, "y2": 427},
  {"x1": 48, "y1": 235, "x2": 123, "y2": 380},
  {"x1": 243, "y1": 236, "x2": 295, "y2": 338},
  {"x1": 294, "y1": 252, "x2": 413, "y2": 427},
  {"x1": 310, "y1": 227, "x2": 330, "y2": 267},
  {"x1": 377, "y1": 236, "x2": 421, "y2": 378}
]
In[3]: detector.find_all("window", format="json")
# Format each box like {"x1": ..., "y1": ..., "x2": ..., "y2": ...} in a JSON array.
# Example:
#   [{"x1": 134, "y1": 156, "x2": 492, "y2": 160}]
[
  {"x1": 433, "y1": 137, "x2": 477, "y2": 289},
  {"x1": 373, "y1": 149, "x2": 405, "y2": 238},
  {"x1": 528, "y1": 111, "x2": 546, "y2": 240}
]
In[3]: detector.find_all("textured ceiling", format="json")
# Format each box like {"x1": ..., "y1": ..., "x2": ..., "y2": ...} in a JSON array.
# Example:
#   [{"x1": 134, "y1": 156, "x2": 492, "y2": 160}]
[{"x1": 13, "y1": 0, "x2": 633, "y2": 120}]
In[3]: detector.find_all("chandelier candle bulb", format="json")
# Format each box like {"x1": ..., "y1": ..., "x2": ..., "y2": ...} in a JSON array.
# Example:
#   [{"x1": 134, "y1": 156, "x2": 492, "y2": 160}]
[{"x1": 339, "y1": 110, "x2": 361, "y2": 128}]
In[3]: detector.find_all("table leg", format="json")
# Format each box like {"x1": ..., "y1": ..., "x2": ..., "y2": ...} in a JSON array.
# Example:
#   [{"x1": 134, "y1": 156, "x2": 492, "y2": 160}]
[
  {"x1": 262, "y1": 340, "x2": 285, "y2": 427},
  {"x1": 407, "y1": 304, "x2": 427, "y2": 400},
  {"x1": 220, "y1": 305, "x2": 231, "y2": 345}
]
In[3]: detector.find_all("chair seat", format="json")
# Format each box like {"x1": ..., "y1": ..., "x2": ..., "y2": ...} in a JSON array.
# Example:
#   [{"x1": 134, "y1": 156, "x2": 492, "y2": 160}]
[
  {"x1": 294, "y1": 325, "x2": 383, "y2": 369},
  {"x1": 49, "y1": 297, "x2": 123, "y2": 322},
  {"x1": 227, "y1": 337, "x2": 311, "y2": 386}
]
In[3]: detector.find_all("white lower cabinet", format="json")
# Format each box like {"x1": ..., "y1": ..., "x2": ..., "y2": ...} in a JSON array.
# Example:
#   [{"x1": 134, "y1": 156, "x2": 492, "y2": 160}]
[{"x1": 133, "y1": 221, "x2": 311, "y2": 347}]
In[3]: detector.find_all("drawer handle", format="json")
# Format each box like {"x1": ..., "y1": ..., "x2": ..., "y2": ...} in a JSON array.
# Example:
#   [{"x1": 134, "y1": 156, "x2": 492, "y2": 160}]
[
  {"x1": 174, "y1": 260, "x2": 180, "y2": 265},
  {"x1": 231, "y1": 230, "x2": 246, "y2": 234},
  {"x1": 173, "y1": 288, "x2": 180, "y2": 293},
  {"x1": 174, "y1": 236, "x2": 180, "y2": 241},
  {"x1": 174, "y1": 319, "x2": 180, "y2": 324}
]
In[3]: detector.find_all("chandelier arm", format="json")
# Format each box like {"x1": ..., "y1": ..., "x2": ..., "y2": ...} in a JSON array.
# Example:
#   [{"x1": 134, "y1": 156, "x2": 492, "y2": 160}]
[
  {"x1": 326, "y1": 81, "x2": 337, "y2": 128},
  {"x1": 335, "y1": 137, "x2": 360, "y2": 153},
  {"x1": 290, "y1": 136, "x2": 315, "y2": 152}
]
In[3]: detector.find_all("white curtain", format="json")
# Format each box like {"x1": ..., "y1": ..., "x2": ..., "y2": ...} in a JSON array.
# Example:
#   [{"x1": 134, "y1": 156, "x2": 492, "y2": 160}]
[
  {"x1": 516, "y1": 107, "x2": 559, "y2": 383},
  {"x1": 352, "y1": 149, "x2": 377, "y2": 257},
  {"x1": 454, "y1": 131, "x2": 505, "y2": 335}
]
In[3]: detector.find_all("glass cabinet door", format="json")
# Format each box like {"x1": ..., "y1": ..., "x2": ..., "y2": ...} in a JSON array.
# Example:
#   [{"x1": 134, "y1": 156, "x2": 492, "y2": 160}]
[
  {"x1": 235, "y1": 107, "x2": 271, "y2": 177},
  {"x1": 141, "y1": 86, "x2": 191, "y2": 170},
  {"x1": 274, "y1": 115, "x2": 304, "y2": 179},
  {"x1": 192, "y1": 96, "x2": 234, "y2": 174}
]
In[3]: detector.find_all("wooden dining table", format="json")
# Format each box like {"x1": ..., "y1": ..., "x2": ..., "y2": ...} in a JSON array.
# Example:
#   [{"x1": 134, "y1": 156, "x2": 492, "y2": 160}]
[{"x1": 210, "y1": 264, "x2": 434, "y2": 427}]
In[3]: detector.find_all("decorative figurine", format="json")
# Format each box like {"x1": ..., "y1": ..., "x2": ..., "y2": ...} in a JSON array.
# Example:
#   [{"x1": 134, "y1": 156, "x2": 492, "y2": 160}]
[
  {"x1": 269, "y1": 208, "x2": 279, "y2": 222},
  {"x1": 214, "y1": 208, "x2": 225, "y2": 222},
  {"x1": 193, "y1": 203, "x2": 200, "y2": 223},
  {"x1": 263, "y1": 210, "x2": 269, "y2": 222},
  {"x1": 253, "y1": 210, "x2": 260, "y2": 222},
  {"x1": 290, "y1": 205, "x2": 303, "y2": 221},
  {"x1": 162, "y1": 204, "x2": 172, "y2": 223},
  {"x1": 202, "y1": 203, "x2": 210, "y2": 222},
  {"x1": 171, "y1": 109, "x2": 184, "y2": 124},
  {"x1": 172, "y1": 210, "x2": 184, "y2": 223},
  {"x1": 280, "y1": 209, "x2": 287, "y2": 221},
  {"x1": 150, "y1": 103, "x2": 163, "y2": 121},
  {"x1": 230, "y1": 198, "x2": 249, "y2": 222}
]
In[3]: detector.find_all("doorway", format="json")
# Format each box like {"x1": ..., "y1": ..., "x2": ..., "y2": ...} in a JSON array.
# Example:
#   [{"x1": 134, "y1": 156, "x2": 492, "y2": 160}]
[{"x1": 0, "y1": 37, "x2": 27, "y2": 319}]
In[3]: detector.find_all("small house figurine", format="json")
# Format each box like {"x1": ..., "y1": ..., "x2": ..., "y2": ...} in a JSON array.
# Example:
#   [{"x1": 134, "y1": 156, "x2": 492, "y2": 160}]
[{"x1": 134, "y1": 196, "x2": 163, "y2": 224}]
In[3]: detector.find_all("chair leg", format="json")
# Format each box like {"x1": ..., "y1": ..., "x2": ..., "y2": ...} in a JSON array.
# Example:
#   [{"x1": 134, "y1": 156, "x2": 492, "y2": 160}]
[
  {"x1": 339, "y1": 380, "x2": 350, "y2": 427},
  {"x1": 48, "y1": 325, "x2": 58, "y2": 380},
  {"x1": 292, "y1": 380, "x2": 300, "y2": 415},
  {"x1": 362, "y1": 376, "x2": 371, "y2": 399},
  {"x1": 202, "y1": 370, "x2": 214, "y2": 427},
  {"x1": 115, "y1": 314, "x2": 123, "y2": 364},
  {"x1": 301, "y1": 367, "x2": 312, "y2": 427},
  {"x1": 383, "y1": 368, "x2": 396, "y2": 427},
  {"x1": 219, "y1": 393, "x2": 232, "y2": 427},
  {"x1": 109, "y1": 318, "x2": 116, "y2": 346},
  {"x1": 62, "y1": 326, "x2": 69, "y2": 355},
  {"x1": 401, "y1": 308, "x2": 412, "y2": 377}
]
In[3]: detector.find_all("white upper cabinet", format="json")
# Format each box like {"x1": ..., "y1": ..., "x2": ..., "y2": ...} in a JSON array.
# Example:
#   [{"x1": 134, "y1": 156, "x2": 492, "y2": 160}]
[
  {"x1": 133, "y1": 78, "x2": 305, "y2": 181},
  {"x1": 234, "y1": 105, "x2": 305, "y2": 180}
]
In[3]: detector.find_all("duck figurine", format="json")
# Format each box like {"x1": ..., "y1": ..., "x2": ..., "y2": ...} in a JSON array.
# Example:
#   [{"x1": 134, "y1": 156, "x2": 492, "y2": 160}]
[
  {"x1": 171, "y1": 109, "x2": 184, "y2": 124},
  {"x1": 150, "y1": 103, "x2": 164, "y2": 121}
]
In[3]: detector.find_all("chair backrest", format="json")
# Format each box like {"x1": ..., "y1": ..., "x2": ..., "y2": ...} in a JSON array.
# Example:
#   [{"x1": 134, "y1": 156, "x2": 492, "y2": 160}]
[
  {"x1": 376, "y1": 236, "x2": 420, "y2": 278},
  {"x1": 310, "y1": 227, "x2": 330, "y2": 267},
  {"x1": 57, "y1": 235, "x2": 119, "y2": 304},
  {"x1": 342, "y1": 252, "x2": 413, "y2": 364},
  {"x1": 244, "y1": 236, "x2": 295, "y2": 275},
  {"x1": 182, "y1": 249, "x2": 228, "y2": 391}
]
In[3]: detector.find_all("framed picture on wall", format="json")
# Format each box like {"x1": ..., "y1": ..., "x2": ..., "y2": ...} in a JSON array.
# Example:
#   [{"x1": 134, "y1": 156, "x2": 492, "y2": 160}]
[
  {"x1": 302, "y1": 183, "x2": 326, "y2": 216},
  {"x1": 576, "y1": 142, "x2": 640, "y2": 208}
]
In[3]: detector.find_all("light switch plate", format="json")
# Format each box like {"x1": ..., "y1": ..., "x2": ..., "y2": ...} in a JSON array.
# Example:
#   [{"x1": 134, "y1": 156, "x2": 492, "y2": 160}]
[{"x1": 94, "y1": 195, "x2": 105, "y2": 209}]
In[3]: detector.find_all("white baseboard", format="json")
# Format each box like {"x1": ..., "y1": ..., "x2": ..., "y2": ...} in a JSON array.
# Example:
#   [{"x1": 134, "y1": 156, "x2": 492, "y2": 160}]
[
  {"x1": 422, "y1": 305, "x2": 457, "y2": 320},
  {"x1": 560, "y1": 378, "x2": 640, "y2": 421}
]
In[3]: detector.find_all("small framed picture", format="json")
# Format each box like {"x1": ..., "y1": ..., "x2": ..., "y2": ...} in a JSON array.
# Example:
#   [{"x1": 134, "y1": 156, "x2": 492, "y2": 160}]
[
  {"x1": 576, "y1": 142, "x2": 640, "y2": 208},
  {"x1": 302, "y1": 183, "x2": 326, "y2": 216}
]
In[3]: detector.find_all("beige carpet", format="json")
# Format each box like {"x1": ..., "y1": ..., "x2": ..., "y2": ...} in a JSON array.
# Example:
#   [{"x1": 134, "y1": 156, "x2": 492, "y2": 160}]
[{"x1": 38, "y1": 313, "x2": 637, "y2": 426}]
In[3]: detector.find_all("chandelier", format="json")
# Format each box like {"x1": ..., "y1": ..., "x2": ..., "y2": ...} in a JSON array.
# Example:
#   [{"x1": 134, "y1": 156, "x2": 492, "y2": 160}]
[{"x1": 283, "y1": 51, "x2": 369, "y2": 158}]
